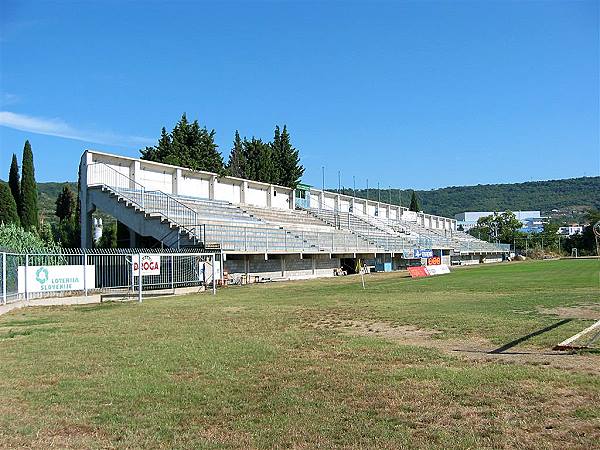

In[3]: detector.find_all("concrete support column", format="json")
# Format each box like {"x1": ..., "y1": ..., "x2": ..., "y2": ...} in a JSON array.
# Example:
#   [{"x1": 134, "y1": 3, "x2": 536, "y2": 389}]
[
  {"x1": 267, "y1": 185, "x2": 274, "y2": 208},
  {"x1": 290, "y1": 189, "x2": 296, "y2": 210},
  {"x1": 281, "y1": 255, "x2": 285, "y2": 277},
  {"x1": 209, "y1": 175, "x2": 217, "y2": 200},
  {"x1": 132, "y1": 161, "x2": 141, "y2": 187},
  {"x1": 241, "y1": 181, "x2": 248, "y2": 204},
  {"x1": 129, "y1": 227, "x2": 138, "y2": 248},
  {"x1": 81, "y1": 209, "x2": 94, "y2": 249},
  {"x1": 79, "y1": 152, "x2": 94, "y2": 249},
  {"x1": 173, "y1": 169, "x2": 183, "y2": 195}
]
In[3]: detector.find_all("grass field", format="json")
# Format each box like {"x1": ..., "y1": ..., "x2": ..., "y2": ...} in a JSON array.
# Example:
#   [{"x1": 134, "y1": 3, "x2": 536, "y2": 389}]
[{"x1": 1, "y1": 259, "x2": 599, "y2": 449}]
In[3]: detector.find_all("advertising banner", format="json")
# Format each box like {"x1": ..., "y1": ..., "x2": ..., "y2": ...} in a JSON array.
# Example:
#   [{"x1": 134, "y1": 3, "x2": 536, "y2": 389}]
[
  {"x1": 425, "y1": 264, "x2": 450, "y2": 276},
  {"x1": 408, "y1": 266, "x2": 429, "y2": 278},
  {"x1": 18, "y1": 265, "x2": 96, "y2": 293},
  {"x1": 132, "y1": 254, "x2": 161, "y2": 277},
  {"x1": 413, "y1": 249, "x2": 434, "y2": 259},
  {"x1": 408, "y1": 264, "x2": 450, "y2": 278}
]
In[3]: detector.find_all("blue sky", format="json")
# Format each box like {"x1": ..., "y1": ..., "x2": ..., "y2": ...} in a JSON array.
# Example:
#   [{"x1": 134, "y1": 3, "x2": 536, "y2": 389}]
[{"x1": 1, "y1": 0, "x2": 598, "y2": 190}]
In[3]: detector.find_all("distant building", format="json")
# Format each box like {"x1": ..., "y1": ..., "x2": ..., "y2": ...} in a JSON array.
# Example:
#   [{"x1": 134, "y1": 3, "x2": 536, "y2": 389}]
[
  {"x1": 557, "y1": 225, "x2": 584, "y2": 236},
  {"x1": 455, "y1": 211, "x2": 545, "y2": 233}
]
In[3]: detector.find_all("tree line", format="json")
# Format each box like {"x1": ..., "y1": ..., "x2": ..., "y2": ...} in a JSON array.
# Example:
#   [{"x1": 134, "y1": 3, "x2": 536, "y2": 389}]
[
  {"x1": 140, "y1": 113, "x2": 304, "y2": 188},
  {"x1": 0, "y1": 140, "x2": 80, "y2": 250},
  {"x1": 467, "y1": 210, "x2": 599, "y2": 256}
]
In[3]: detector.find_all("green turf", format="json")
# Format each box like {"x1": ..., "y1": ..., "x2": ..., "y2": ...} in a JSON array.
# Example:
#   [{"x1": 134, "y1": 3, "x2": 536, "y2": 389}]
[{"x1": 0, "y1": 259, "x2": 598, "y2": 448}]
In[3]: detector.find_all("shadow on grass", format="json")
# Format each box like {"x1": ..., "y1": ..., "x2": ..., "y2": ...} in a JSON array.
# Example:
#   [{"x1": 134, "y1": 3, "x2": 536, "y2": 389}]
[
  {"x1": 489, "y1": 319, "x2": 572, "y2": 354},
  {"x1": 76, "y1": 302, "x2": 129, "y2": 313}
]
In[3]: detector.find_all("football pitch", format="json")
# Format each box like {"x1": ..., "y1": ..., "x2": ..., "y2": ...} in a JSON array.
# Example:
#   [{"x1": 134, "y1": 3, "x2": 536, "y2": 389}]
[{"x1": 1, "y1": 260, "x2": 598, "y2": 448}]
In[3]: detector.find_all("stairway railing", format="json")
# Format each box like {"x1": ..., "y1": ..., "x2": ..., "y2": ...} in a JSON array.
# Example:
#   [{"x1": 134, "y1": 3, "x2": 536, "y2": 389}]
[{"x1": 87, "y1": 162, "x2": 201, "y2": 243}]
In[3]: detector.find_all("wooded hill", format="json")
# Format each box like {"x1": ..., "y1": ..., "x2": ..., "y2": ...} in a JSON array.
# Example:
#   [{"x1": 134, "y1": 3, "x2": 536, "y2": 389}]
[{"x1": 341, "y1": 176, "x2": 599, "y2": 219}]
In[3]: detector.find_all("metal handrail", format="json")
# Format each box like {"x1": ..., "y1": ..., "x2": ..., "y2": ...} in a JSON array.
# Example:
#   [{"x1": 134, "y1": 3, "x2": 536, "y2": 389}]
[{"x1": 87, "y1": 162, "x2": 200, "y2": 242}]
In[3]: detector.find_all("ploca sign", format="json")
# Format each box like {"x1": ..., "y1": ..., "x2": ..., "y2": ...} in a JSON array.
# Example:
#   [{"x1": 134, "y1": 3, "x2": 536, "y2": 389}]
[{"x1": 132, "y1": 254, "x2": 161, "y2": 277}]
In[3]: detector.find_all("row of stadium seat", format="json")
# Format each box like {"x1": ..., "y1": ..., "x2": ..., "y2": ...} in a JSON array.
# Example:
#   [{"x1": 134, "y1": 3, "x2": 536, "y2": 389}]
[{"x1": 98, "y1": 184, "x2": 503, "y2": 254}]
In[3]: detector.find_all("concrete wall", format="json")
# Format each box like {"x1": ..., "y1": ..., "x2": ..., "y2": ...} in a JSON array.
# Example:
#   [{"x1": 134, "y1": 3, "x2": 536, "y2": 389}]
[
  {"x1": 82, "y1": 149, "x2": 457, "y2": 241},
  {"x1": 84, "y1": 150, "x2": 294, "y2": 210},
  {"x1": 223, "y1": 254, "x2": 339, "y2": 281},
  {"x1": 308, "y1": 187, "x2": 456, "y2": 231}
]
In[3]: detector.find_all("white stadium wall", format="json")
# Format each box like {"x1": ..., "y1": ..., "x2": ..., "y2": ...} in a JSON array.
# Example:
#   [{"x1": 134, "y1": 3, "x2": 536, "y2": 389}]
[
  {"x1": 83, "y1": 150, "x2": 456, "y2": 232},
  {"x1": 306, "y1": 187, "x2": 456, "y2": 231},
  {"x1": 83, "y1": 150, "x2": 294, "y2": 211}
]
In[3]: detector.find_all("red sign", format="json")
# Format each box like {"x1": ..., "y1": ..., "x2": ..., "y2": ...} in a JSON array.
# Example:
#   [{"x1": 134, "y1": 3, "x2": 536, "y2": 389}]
[{"x1": 408, "y1": 266, "x2": 429, "y2": 278}]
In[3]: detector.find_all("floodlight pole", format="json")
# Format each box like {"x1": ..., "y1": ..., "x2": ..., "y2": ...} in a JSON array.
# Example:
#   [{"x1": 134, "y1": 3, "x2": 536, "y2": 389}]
[
  {"x1": 338, "y1": 170, "x2": 341, "y2": 194},
  {"x1": 321, "y1": 166, "x2": 325, "y2": 211},
  {"x1": 353, "y1": 176, "x2": 356, "y2": 198}
]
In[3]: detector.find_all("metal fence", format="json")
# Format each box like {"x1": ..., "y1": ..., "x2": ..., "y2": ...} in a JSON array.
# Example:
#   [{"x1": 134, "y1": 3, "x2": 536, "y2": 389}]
[{"x1": 0, "y1": 248, "x2": 219, "y2": 305}]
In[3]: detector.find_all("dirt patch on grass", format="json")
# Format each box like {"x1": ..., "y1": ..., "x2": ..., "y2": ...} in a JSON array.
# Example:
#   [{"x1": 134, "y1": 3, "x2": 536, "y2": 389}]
[
  {"x1": 538, "y1": 304, "x2": 600, "y2": 320},
  {"x1": 310, "y1": 319, "x2": 600, "y2": 375}
]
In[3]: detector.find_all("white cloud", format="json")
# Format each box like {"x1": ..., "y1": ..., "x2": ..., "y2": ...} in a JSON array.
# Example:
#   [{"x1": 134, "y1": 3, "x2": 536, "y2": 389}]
[{"x1": 0, "y1": 111, "x2": 155, "y2": 147}]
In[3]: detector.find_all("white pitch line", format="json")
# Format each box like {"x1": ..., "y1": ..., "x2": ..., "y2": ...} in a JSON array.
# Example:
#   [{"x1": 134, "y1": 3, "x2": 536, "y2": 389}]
[{"x1": 555, "y1": 319, "x2": 600, "y2": 349}]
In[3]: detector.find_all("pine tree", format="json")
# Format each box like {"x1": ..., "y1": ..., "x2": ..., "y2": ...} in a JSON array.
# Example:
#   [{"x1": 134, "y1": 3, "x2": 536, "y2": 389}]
[
  {"x1": 55, "y1": 184, "x2": 76, "y2": 222},
  {"x1": 8, "y1": 154, "x2": 20, "y2": 220},
  {"x1": 226, "y1": 131, "x2": 246, "y2": 178},
  {"x1": 409, "y1": 190, "x2": 421, "y2": 212},
  {"x1": 278, "y1": 125, "x2": 304, "y2": 188},
  {"x1": 0, "y1": 183, "x2": 20, "y2": 225},
  {"x1": 141, "y1": 113, "x2": 224, "y2": 173},
  {"x1": 19, "y1": 140, "x2": 39, "y2": 230},
  {"x1": 243, "y1": 138, "x2": 275, "y2": 183}
]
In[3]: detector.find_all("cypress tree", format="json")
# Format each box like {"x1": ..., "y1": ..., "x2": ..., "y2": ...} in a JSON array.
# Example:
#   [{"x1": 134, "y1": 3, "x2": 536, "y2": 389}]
[
  {"x1": 19, "y1": 140, "x2": 39, "y2": 230},
  {"x1": 55, "y1": 184, "x2": 76, "y2": 222},
  {"x1": 409, "y1": 190, "x2": 421, "y2": 212},
  {"x1": 0, "y1": 183, "x2": 20, "y2": 225},
  {"x1": 270, "y1": 125, "x2": 283, "y2": 184},
  {"x1": 278, "y1": 125, "x2": 304, "y2": 188},
  {"x1": 226, "y1": 131, "x2": 246, "y2": 178},
  {"x1": 8, "y1": 153, "x2": 20, "y2": 223}
]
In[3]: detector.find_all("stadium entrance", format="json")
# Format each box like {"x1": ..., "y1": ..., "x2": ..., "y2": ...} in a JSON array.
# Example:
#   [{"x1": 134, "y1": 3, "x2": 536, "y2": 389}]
[{"x1": 340, "y1": 257, "x2": 358, "y2": 274}]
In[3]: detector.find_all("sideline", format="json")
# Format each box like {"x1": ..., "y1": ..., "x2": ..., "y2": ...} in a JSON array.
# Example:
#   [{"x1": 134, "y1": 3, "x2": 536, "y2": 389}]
[{"x1": 0, "y1": 286, "x2": 204, "y2": 317}]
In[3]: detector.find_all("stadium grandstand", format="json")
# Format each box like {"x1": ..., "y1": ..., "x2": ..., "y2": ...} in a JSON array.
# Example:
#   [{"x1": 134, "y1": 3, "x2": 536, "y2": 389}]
[{"x1": 80, "y1": 150, "x2": 509, "y2": 281}]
